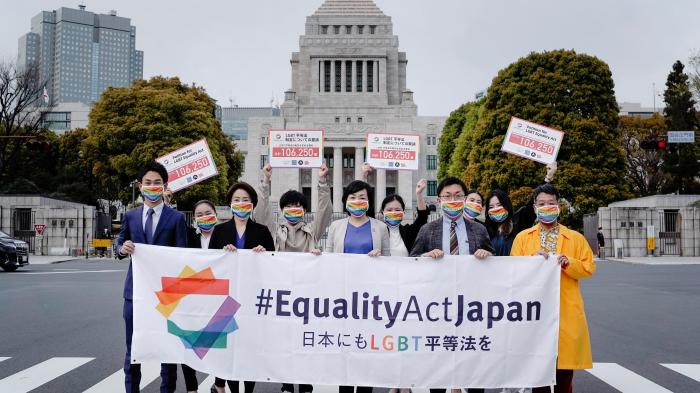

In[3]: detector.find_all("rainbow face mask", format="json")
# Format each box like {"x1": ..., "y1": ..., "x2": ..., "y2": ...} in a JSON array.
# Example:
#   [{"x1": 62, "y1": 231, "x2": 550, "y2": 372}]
[
  {"x1": 441, "y1": 200, "x2": 465, "y2": 220},
  {"x1": 346, "y1": 200, "x2": 369, "y2": 217},
  {"x1": 463, "y1": 201, "x2": 483, "y2": 219},
  {"x1": 536, "y1": 205, "x2": 560, "y2": 224},
  {"x1": 195, "y1": 214, "x2": 217, "y2": 233},
  {"x1": 383, "y1": 211, "x2": 404, "y2": 227},
  {"x1": 230, "y1": 201, "x2": 253, "y2": 220},
  {"x1": 283, "y1": 207, "x2": 305, "y2": 224},
  {"x1": 141, "y1": 185, "x2": 164, "y2": 203},
  {"x1": 488, "y1": 206, "x2": 509, "y2": 223}
]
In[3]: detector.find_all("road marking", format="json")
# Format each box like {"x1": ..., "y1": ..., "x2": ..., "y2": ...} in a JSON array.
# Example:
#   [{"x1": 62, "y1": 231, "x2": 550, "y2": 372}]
[
  {"x1": 0, "y1": 357, "x2": 93, "y2": 393},
  {"x1": 83, "y1": 363, "x2": 161, "y2": 393},
  {"x1": 586, "y1": 363, "x2": 673, "y2": 393},
  {"x1": 0, "y1": 357, "x2": 9, "y2": 362},
  {"x1": 17, "y1": 270, "x2": 124, "y2": 275},
  {"x1": 661, "y1": 363, "x2": 700, "y2": 383},
  {"x1": 198, "y1": 374, "x2": 215, "y2": 391}
]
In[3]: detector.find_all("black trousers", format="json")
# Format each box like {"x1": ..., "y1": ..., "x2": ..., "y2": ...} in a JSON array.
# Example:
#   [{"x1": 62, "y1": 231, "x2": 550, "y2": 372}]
[
  {"x1": 181, "y1": 364, "x2": 198, "y2": 391},
  {"x1": 282, "y1": 383, "x2": 313, "y2": 393},
  {"x1": 214, "y1": 379, "x2": 256, "y2": 393},
  {"x1": 339, "y1": 387, "x2": 372, "y2": 393},
  {"x1": 532, "y1": 369, "x2": 574, "y2": 393}
]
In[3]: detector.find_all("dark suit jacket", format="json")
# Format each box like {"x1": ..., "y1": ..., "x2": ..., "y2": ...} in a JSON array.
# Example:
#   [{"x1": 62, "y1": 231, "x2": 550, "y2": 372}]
[
  {"x1": 396, "y1": 208, "x2": 429, "y2": 252},
  {"x1": 410, "y1": 216, "x2": 494, "y2": 257},
  {"x1": 209, "y1": 219, "x2": 275, "y2": 251},
  {"x1": 187, "y1": 227, "x2": 212, "y2": 249},
  {"x1": 116, "y1": 205, "x2": 188, "y2": 299}
]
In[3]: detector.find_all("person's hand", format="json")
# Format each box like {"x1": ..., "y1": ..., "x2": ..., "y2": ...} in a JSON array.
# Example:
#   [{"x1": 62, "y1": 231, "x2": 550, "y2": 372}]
[
  {"x1": 557, "y1": 254, "x2": 570, "y2": 269},
  {"x1": 263, "y1": 164, "x2": 272, "y2": 181},
  {"x1": 367, "y1": 249, "x2": 381, "y2": 257},
  {"x1": 545, "y1": 161, "x2": 557, "y2": 182},
  {"x1": 223, "y1": 244, "x2": 237, "y2": 252},
  {"x1": 362, "y1": 162, "x2": 373, "y2": 178},
  {"x1": 252, "y1": 245, "x2": 266, "y2": 253},
  {"x1": 120, "y1": 240, "x2": 135, "y2": 255},
  {"x1": 422, "y1": 249, "x2": 444, "y2": 259},
  {"x1": 474, "y1": 249, "x2": 492, "y2": 259},
  {"x1": 532, "y1": 249, "x2": 549, "y2": 259},
  {"x1": 310, "y1": 248, "x2": 322, "y2": 256},
  {"x1": 318, "y1": 163, "x2": 329, "y2": 182},
  {"x1": 416, "y1": 179, "x2": 427, "y2": 195}
]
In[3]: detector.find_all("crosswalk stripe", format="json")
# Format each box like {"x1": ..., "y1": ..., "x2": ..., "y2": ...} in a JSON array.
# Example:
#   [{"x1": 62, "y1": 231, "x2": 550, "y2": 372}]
[
  {"x1": 660, "y1": 363, "x2": 700, "y2": 383},
  {"x1": 82, "y1": 363, "x2": 161, "y2": 393},
  {"x1": 198, "y1": 374, "x2": 215, "y2": 391},
  {"x1": 586, "y1": 362, "x2": 673, "y2": 393},
  {"x1": 0, "y1": 357, "x2": 9, "y2": 362},
  {"x1": 0, "y1": 357, "x2": 94, "y2": 393}
]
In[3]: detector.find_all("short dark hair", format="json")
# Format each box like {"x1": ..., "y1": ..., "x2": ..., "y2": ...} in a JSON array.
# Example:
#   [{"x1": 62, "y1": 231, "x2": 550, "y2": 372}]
[
  {"x1": 532, "y1": 183, "x2": 560, "y2": 202},
  {"x1": 381, "y1": 194, "x2": 405, "y2": 211},
  {"x1": 466, "y1": 189, "x2": 484, "y2": 204},
  {"x1": 437, "y1": 176, "x2": 468, "y2": 196},
  {"x1": 226, "y1": 182, "x2": 258, "y2": 207},
  {"x1": 138, "y1": 161, "x2": 168, "y2": 183},
  {"x1": 485, "y1": 189, "x2": 514, "y2": 237},
  {"x1": 279, "y1": 190, "x2": 309, "y2": 211},
  {"x1": 193, "y1": 199, "x2": 216, "y2": 213},
  {"x1": 342, "y1": 180, "x2": 374, "y2": 217}
]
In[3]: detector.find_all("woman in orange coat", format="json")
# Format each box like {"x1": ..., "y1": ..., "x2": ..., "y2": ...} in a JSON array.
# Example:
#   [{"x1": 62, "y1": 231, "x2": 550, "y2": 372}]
[{"x1": 510, "y1": 183, "x2": 595, "y2": 393}]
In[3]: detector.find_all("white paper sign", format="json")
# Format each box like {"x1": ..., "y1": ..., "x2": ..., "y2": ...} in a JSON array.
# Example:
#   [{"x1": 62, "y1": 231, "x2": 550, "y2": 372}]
[
  {"x1": 667, "y1": 131, "x2": 695, "y2": 143},
  {"x1": 366, "y1": 133, "x2": 420, "y2": 170},
  {"x1": 156, "y1": 139, "x2": 218, "y2": 192},
  {"x1": 502, "y1": 117, "x2": 564, "y2": 164},
  {"x1": 268, "y1": 129, "x2": 324, "y2": 168},
  {"x1": 132, "y1": 245, "x2": 560, "y2": 389}
]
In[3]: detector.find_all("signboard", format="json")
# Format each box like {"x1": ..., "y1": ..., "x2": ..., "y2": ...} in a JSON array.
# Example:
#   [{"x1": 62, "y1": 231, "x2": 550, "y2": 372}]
[
  {"x1": 156, "y1": 139, "x2": 218, "y2": 192},
  {"x1": 667, "y1": 131, "x2": 695, "y2": 144},
  {"x1": 268, "y1": 129, "x2": 324, "y2": 168},
  {"x1": 93, "y1": 239, "x2": 112, "y2": 248},
  {"x1": 34, "y1": 224, "x2": 46, "y2": 236},
  {"x1": 366, "y1": 133, "x2": 420, "y2": 170},
  {"x1": 501, "y1": 117, "x2": 564, "y2": 164}
]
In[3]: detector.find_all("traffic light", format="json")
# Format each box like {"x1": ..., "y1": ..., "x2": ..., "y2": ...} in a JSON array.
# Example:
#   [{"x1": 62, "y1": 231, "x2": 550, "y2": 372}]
[
  {"x1": 657, "y1": 138, "x2": 666, "y2": 150},
  {"x1": 640, "y1": 138, "x2": 667, "y2": 151}
]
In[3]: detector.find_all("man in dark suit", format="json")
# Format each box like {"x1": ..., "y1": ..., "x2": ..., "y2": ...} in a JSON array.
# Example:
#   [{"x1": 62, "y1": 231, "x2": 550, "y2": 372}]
[
  {"x1": 410, "y1": 177, "x2": 492, "y2": 393},
  {"x1": 117, "y1": 161, "x2": 188, "y2": 393}
]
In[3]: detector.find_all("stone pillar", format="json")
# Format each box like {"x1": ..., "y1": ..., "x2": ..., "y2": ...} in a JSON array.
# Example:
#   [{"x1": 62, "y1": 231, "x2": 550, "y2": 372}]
[
  {"x1": 333, "y1": 147, "x2": 343, "y2": 212},
  {"x1": 373, "y1": 60, "x2": 379, "y2": 93},
  {"x1": 311, "y1": 168, "x2": 319, "y2": 212},
  {"x1": 398, "y1": 170, "x2": 413, "y2": 211},
  {"x1": 341, "y1": 61, "x2": 346, "y2": 93},
  {"x1": 376, "y1": 169, "x2": 386, "y2": 214},
  {"x1": 362, "y1": 61, "x2": 368, "y2": 93},
  {"x1": 354, "y1": 146, "x2": 364, "y2": 180},
  {"x1": 320, "y1": 60, "x2": 325, "y2": 92}
]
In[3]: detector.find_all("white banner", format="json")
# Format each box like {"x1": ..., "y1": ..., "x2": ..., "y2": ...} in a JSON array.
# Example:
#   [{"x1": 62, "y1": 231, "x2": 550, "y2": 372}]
[
  {"x1": 268, "y1": 129, "x2": 324, "y2": 168},
  {"x1": 132, "y1": 245, "x2": 560, "y2": 389},
  {"x1": 366, "y1": 133, "x2": 420, "y2": 170},
  {"x1": 156, "y1": 139, "x2": 219, "y2": 192},
  {"x1": 502, "y1": 117, "x2": 564, "y2": 164}
]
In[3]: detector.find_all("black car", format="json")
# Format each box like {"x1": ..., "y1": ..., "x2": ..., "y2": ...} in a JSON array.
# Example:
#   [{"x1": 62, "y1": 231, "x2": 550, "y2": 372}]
[{"x1": 0, "y1": 230, "x2": 29, "y2": 272}]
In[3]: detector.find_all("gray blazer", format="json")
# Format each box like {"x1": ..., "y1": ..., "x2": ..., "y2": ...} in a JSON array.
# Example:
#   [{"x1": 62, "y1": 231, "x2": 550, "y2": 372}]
[
  {"x1": 325, "y1": 217, "x2": 391, "y2": 256},
  {"x1": 409, "y1": 217, "x2": 494, "y2": 257}
]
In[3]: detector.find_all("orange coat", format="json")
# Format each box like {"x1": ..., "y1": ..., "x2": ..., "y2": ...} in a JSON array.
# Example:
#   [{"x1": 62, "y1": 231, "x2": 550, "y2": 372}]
[{"x1": 511, "y1": 224, "x2": 595, "y2": 369}]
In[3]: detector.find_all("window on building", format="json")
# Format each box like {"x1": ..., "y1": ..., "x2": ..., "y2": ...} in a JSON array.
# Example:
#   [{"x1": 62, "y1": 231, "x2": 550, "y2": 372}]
[
  {"x1": 356, "y1": 60, "x2": 363, "y2": 92},
  {"x1": 358, "y1": 117, "x2": 363, "y2": 123},
  {"x1": 335, "y1": 60, "x2": 342, "y2": 92},
  {"x1": 324, "y1": 154, "x2": 334, "y2": 168},
  {"x1": 321, "y1": 25, "x2": 328, "y2": 34},
  {"x1": 370, "y1": 25, "x2": 376, "y2": 34},
  {"x1": 427, "y1": 180, "x2": 438, "y2": 197},
  {"x1": 260, "y1": 155, "x2": 269, "y2": 169},
  {"x1": 333, "y1": 25, "x2": 340, "y2": 34},
  {"x1": 427, "y1": 155, "x2": 437, "y2": 170},
  {"x1": 346, "y1": 117, "x2": 352, "y2": 123},
  {"x1": 346, "y1": 25, "x2": 352, "y2": 34},
  {"x1": 357, "y1": 25, "x2": 364, "y2": 35},
  {"x1": 335, "y1": 116, "x2": 340, "y2": 123},
  {"x1": 324, "y1": 60, "x2": 331, "y2": 92},
  {"x1": 261, "y1": 136, "x2": 267, "y2": 145},
  {"x1": 342, "y1": 154, "x2": 355, "y2": 168},
  {"x1": 427, "y1": 135, "x2": 437, "y2": 145},
  {"x1": 345, "y1": 60, "x2": 352, "y2": 92},
  {"x1": 367, "y1": 61, "x2": 374, "y2": 92}
]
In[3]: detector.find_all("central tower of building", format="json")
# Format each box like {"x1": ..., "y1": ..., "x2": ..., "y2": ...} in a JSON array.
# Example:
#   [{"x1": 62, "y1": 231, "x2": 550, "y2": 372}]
[{"x1": 244, "y1": 0, "x2": 445, "y2": 214}]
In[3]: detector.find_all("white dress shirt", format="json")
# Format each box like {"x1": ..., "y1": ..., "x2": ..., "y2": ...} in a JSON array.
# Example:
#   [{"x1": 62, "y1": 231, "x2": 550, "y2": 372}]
[{"x1": 441, "y1": 217, "x2": 470, "y2": 255}]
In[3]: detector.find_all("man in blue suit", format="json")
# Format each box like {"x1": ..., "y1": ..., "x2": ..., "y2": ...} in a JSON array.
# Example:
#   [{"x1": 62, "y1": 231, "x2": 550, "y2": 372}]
[{"x1": 117, "y1": 161, "x2": 188, "y2": 393}]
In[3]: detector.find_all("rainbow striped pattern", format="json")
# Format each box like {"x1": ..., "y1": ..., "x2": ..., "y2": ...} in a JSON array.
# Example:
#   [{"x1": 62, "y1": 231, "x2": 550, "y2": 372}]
[
  {"x1": 441, "y1": 200, "x2": 465, "y2": 220},
  {"x1": 283, "y1": 207, "x2": 305, "y2": 224},
  {"x1": 488, "y1": 206, "x2": 509, "y2": 223},
  {"x1": 383, "y1": 211, "x2": 404, "y2": 227},
  {"x1": 536, "y1": 205, "x2": 560, "y2": 224},
  {"x1": 463, "y1": 201, "x2": 483, "y2": 218},
  {"x1": 195, "y1": 214, "x2": 217, "y2": 233},
  {"x1": 230, "y1": 202, "x2": 253, "y2": 219},
  {"x1": 346, "y1": 200, "x2": 369, "y2": 217},
  {"x1": 141, "y1": 185, "x2": 164, "y2": 203}
]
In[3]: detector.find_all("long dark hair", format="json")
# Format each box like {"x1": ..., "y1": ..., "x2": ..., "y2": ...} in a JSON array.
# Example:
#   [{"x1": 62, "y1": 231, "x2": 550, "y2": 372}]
[{"x1": 485, "y1": 189, "x2": 514, "y2": 238}]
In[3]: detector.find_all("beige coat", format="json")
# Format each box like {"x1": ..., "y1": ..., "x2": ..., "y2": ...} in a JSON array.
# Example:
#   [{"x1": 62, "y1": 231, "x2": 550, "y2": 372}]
[{"x1": 325, "y1": 217, "x2": 391, "y2": 256}]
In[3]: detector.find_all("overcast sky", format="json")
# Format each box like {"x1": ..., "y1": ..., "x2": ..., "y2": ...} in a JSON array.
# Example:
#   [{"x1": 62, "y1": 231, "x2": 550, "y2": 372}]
[{"x1": 2, "y1": 0, "x2": 698, "y2": 115}]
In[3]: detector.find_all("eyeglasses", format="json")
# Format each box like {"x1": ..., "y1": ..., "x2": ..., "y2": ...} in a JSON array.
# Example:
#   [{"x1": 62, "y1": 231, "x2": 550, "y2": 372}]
[{"x1": 439, "y1": 194, "x2": 465, "y2": 201}]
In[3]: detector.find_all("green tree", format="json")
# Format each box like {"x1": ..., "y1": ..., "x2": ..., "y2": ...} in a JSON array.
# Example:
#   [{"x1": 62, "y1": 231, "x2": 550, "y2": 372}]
[
  {"x1": 84, "y1": 77, "x2": 243, "y2": 210},
  {"x1": 437, "y1": 103, "x2": 473, "y2": 180},
  {"x1": 447, "y1": 100, "x2": 484, "y2": 178},
  {"x1": 619, "y1": 114, "x2": 669, "y2": 196},
  {"x1": 456, "y1": 50, "x2": 631, "y2": 227},
  {"x1": 661, "y1": 60, "x2": 700, "y2": 194}
]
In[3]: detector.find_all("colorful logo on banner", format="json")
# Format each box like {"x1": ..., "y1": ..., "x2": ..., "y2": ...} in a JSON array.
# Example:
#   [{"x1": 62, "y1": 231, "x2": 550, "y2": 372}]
[{"x1": 155, "y1": 266, "x2": 240, "y2": 359}]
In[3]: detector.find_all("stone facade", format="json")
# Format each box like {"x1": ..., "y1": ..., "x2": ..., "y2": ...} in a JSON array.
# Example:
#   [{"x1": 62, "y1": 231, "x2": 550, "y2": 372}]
[{"x1": 241, "y1": 0, "x2": 446, "y2": 214}]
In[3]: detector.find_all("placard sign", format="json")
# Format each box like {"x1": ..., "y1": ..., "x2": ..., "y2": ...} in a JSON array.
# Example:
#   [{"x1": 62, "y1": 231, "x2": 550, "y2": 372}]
[
  {"x1": 156, "y1": 139, "x2": 219, "y2": 192},
  {"x1": 366, "y1": 133, "x2": 420, "y2": 171},
  {"x1": 502, "y1": 117, "x2": 564, "y2": 164},
  {"x1": 268, "y1": 129, "x2": 324, "y2": 168}
]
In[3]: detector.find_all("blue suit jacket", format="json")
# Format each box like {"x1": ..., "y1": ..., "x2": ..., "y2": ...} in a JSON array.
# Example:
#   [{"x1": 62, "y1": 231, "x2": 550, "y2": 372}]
[{"x1": 117, "y1": 205, "x2": 188, "y2": 299}]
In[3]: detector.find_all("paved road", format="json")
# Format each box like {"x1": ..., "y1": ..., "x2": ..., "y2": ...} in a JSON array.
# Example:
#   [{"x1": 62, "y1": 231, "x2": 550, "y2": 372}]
[{"x1": 0, "y1": 258, "x2": 698, "y2": 393}]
